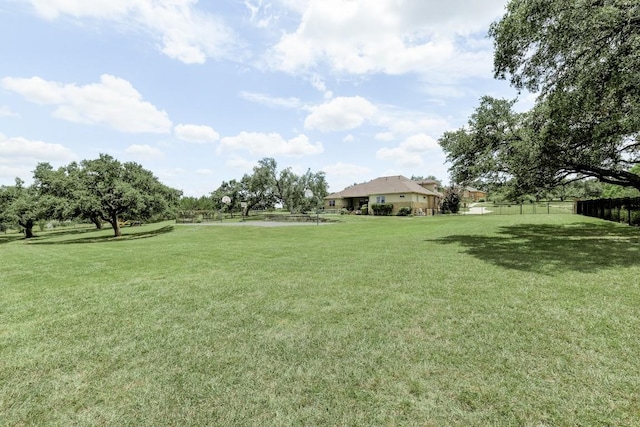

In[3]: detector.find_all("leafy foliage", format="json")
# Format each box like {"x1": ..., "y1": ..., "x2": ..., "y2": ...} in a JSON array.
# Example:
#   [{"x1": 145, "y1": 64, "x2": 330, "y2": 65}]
[
  {"x1": 0, "y1": 178, "x2": 47, "y2": 238},
  {"x1": 441, "y1": 187, "x2": 461, "y2": 214},
  {"x1": 371, "y1": 203, "x2": 393, "y2": 216},
  {"x1": 397, "y1": 207, "x2": 412, "y2": 216},
  {"x1": 30, "y1": 154, "x2": 181, "y2": 237},
  {"x1": 441, "y1": 0, "x2": 640, "y2": 195},
  {"x1": 73, "y1": 154, "x2": 181, "y2": 236},
  {"x1": 212, "y1": 158, "x2": 329, "y2": 216}
]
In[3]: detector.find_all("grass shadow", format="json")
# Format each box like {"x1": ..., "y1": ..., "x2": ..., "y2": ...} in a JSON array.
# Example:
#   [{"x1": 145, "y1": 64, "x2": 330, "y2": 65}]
[
  {"x1": 28, "y1": 225, "x2": 174, "y2": 245},
  {"x1": 429, "y1": 221, "x2": 640, "y2": 274},
  {"x1": 0, "y1": 233, "x2": 25, "y2": 244}
]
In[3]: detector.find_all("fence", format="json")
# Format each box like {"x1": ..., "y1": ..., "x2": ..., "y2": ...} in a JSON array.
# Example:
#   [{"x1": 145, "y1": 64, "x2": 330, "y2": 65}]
[
  {"x1": 465, "y1": 201, "x2": 575, "y2": 215},
  {"x1": 576, "y1": 197, "x2": 640, "y2": 226}
]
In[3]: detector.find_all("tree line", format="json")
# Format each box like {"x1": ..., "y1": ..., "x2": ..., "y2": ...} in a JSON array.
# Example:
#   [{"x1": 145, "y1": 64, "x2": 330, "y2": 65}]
[
  {"x1": 1, "y1": 155, "x2": 329, "y2": 238},
  {"x1": 180, "y1": 158, "x2": 329, "y2": 216}
]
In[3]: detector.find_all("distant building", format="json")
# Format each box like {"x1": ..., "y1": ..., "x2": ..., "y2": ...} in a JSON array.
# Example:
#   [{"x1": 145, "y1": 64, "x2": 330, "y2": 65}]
[
  {"x1": 462, "y1": 187, "x2": 487, "y2": 202},
  {"x1": 324, "y1": 175, "x2": 443, "y2": 215}
]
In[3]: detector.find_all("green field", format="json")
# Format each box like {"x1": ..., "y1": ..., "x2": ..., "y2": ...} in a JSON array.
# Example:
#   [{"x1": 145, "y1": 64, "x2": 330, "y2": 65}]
[{"x1": 2, "y1": 215, "x2": 640, "y2": 425}]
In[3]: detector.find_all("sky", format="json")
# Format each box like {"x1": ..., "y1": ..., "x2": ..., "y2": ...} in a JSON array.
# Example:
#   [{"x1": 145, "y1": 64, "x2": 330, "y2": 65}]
[{"x1": 0, "y1": 0, "x2": 530, "y2": 197}]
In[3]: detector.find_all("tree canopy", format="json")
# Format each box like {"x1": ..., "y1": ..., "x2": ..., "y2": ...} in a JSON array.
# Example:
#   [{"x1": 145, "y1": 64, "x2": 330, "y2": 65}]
[
  {"x1": 74, "y1": 154, "x2": 181, "y2": 236},
  {"x1": 0, "y1": 178, "x2": 46, "y2": 238},
  {"x1": 440, "y1": 0, "x2": 640, "y2": 194},
  {"x1": 211, "y1": 158, "x2": 329, "y2": 215},
  {"x1": 3, "y1": 154, "x2": 181, "y2": 238}
]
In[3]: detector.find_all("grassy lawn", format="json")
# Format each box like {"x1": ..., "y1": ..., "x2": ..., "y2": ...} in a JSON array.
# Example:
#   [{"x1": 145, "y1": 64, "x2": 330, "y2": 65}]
[{"x1": 2, "y1": 214, "x2": 640, "y2": 425}]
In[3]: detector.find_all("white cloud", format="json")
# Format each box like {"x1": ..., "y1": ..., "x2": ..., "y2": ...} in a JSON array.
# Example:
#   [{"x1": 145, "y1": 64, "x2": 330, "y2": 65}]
[
  {"x1": 27, "y1": 0, "x2": 237, "y2": 64},
  {"x1": 125, "y1": 144, "x2": 164, "y2": 159},
  {"x1": 0, "y1": 105, "x2": 19, "y2": 118},
  {"x1": 244, "y1": 0, "x2": 275, "y2": 28},
  {"x1": 401, "y1": 133, "x2": 440, "y2": 152},
  {"x1": 322, "y1": 161, "x2": 370, "y2": 177},
  {"x1": 0, "y1": 133, "x2": 76, "y2": 163},
  {"x1": 225, "y1": 155, "x2": 257, "y2": 171},
  {"x1": 175, "y1": 124, "x2": 220, "y2": 143},
  {"x1": 342, "y1": 134, "x2": 356, "y2": 143},
  {"x1": 375, "y1": 132, "x2": 394, "y2": 141},
  {"x1": 304, "y1": 96, "x2": 376, "y2": 132},
  {"x1": 376, "y1": 133, "x2": 439, "y2": 167},
  {"x1": 268, "y1": 0, "x2": 505, "y2": 83},
  {"x1": 322, "y1": 161, "x2": 372, "y2": 192},
  {"x1": 375, "y1": 109, "x2": 450, "y2": 136},
  {"x1": 239, "y1": 91, "x2": 301, "y2": 109},
  {"x1": 196, "y1": 168, "x2": 214, "y2": 175},
  {"x1": 1, "y1": 75, "x2": 172, "y2": 133},
  {"x1": 219, "y1": 132, "x2": 323, "y2": 156},
  {"x1": 0, "y1": 133, "x2": 76, "y2": 181}
]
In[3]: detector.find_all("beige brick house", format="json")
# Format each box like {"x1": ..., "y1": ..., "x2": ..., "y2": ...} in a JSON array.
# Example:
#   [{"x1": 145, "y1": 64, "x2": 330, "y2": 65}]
[
  {"x1": 462, "y1": 187, "x2": 487, "y2": 202},
  {"x1": 324, "y1": 175, "x2": 443, "y2": 215}
]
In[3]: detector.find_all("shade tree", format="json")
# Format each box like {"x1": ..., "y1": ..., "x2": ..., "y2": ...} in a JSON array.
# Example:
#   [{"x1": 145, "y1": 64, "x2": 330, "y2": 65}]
[
  {"x1": 0, "y1": 178, "x2": 47, "y2": 238},
  {"x1": 441, "y1": 0, "x2": 640, "y2": 194},
  {"x1": 73, "y1": 154, "x2": 181, "y2": 237}
]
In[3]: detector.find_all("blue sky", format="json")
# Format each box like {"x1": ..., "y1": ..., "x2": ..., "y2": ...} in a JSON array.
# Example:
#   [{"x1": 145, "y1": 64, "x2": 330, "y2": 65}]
[{"x1": 0, "y1": 0, "x2": 528, "y2": 197}]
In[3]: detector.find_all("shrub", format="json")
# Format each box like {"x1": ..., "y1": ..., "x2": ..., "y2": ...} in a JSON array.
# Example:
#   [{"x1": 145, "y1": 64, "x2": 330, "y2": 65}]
[
  {"x1": 371, "y1": 203, "x2": 393, "y2": 216},
  {"x1": 361, "y1": 204, "x2": 368, "y2": 215},
  {"x1": 397, "y1": 207, "x2": 411, "y2": 216},
  {"x1": 441, "y1": 187, "x2": 462, "y2": 214},
  {"x1": 340, "y1": 208, "x2": 348, "y2": 215}
]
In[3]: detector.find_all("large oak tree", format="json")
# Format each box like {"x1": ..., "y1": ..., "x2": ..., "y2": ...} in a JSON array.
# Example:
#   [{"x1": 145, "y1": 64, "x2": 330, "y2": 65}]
[
  {"x1": 75, "y1": 154, "x2": 181, "y2": 237},
  {"x1": 441, "y1": 0, "x2": 640, "y2": 193}
]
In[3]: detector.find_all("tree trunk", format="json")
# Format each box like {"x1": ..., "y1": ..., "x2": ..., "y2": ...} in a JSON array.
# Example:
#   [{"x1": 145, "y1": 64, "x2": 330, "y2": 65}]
[
  {"x1": 90, "y1": 215, "x2": 103, "y2": 229},
  {"x1": 19, "y1": 219, "x2": 35, "y2": 239},
  {"x1": 109, "y1": 215, "x2": 122, "y2": 237}
]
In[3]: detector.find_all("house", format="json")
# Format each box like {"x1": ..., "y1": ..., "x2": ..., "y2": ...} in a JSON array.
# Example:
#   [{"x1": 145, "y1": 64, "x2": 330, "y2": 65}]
[
  {"x1": 462, "y1": 187, "x2": 487, "y2": 202},
  {"x1": 324, "y1": 175, "x2": 443, "y2": 215}
]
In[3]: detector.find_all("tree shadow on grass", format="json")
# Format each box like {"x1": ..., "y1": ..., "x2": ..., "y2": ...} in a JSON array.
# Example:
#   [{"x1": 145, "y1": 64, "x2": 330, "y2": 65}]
[
  {"x1": 0, "y1": 234, "x2": 25, "y2": 244},
  {"x1": 429, "y1": 221, "x2": 640, "y2": 274},
  {"x1": 28, "y1": 225, "x2": 174, "y2": 245},
  {"x1": 1, "y1": 226, "x2": 104, "y2": 243}
]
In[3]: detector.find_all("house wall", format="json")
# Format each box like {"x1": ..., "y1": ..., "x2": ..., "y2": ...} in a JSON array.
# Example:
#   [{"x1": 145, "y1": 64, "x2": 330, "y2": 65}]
[
  {"x1": 463, "y1": 190, "x2": 487, "y2": 201},
  {"x1": 369, "y1": 193, "x2": 440, "y2": 215},
  {"x1": 323, "y1": 198, "x2": 348, "y2": 211},
  {"x1": 324, "y1": 193, "x2": 442, "y2": 214}
]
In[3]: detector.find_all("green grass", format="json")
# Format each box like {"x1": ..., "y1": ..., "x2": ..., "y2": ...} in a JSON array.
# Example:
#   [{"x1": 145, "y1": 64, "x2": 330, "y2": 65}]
[{"x1": 2, "y1": 215, "x2": 640, "y2": 425}]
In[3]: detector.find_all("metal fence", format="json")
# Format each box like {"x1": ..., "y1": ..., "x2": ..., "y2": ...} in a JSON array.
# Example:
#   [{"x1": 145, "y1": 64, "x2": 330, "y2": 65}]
[
  {"x1": 576, "y1": 197, "x2": 640, "y2": 226},
  {"x1": 464, "y1": 201, "x2": 575, "y2": 215}
]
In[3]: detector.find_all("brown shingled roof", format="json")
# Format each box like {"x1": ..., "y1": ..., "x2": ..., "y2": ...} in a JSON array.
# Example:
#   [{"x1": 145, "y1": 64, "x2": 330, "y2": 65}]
[{"x1": 325, "y1": 175, "x2": 443, "y2": 199}]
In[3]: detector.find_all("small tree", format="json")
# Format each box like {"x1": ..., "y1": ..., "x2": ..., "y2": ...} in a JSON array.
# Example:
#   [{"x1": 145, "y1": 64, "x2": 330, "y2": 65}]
[
  {"x1": 1, "y1": 178, "x2": 46, "y2": 238},
  {"x1": 441, "y1": 187, "x2": 461, "y2": 214}
]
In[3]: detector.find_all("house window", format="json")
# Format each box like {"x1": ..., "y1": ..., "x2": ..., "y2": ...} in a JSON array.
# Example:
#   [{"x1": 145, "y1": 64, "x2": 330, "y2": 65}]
[
  {"x1": 376, "y1": 196, "x2": 385, "y2": 203},
  {"x1": 329, "y1": 200, "x2": 335, "y2": 207}
]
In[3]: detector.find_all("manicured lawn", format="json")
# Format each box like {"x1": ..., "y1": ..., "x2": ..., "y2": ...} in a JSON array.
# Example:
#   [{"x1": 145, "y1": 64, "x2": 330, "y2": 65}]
[{"x1": 2, "y1": 215, "x2": 640, "y2": 425}]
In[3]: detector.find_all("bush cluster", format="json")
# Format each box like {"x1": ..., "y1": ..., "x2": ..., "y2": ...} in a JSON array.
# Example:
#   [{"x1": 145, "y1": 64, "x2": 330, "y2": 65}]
[
  {"x1": 371, "y1": 203, "x2": 393, "y2": 216},
  {"x1": 397, "y1": 207, "x2": 412, "y2": 216}
]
